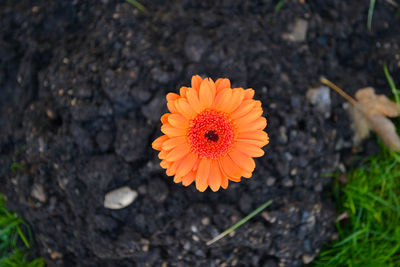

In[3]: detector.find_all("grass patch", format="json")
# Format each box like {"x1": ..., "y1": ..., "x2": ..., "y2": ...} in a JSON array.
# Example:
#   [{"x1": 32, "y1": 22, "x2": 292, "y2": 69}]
[
  {"x1": 0, "y1": 194, "x2": 44, "y2": 267},
  {"x1": 313, "y1": 146, "x2": 400, "y2": 266}
]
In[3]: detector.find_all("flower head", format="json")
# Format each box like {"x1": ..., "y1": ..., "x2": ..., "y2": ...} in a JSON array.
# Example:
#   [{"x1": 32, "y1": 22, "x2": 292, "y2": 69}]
[{"x1": 152, "y1": 75, "x2": 269, "y2": 192}]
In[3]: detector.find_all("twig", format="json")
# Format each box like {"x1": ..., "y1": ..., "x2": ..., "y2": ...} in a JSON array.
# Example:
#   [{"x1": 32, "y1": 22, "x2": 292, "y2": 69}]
[
  {"x1": 206, "y1": 199, "x2": 273, "y2": 246},
  {"x1": 320, "y1": 77, "x2": 358, "y2": 106}
]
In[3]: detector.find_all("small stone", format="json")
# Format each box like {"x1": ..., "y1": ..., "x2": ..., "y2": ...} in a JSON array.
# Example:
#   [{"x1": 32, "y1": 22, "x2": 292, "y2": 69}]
[
  {"x1": 50, "y1": 251, "x2": 63, "y2": 260},
  {"x1": 201, "y1": 217, "x2": 210, "y2": 225},
  {"x1": 148, "y1": 179, "x2": 169, "y2": 203},
  {"x1": 302, "y1": 254, "x2": 315, "y2": 264},
  {"x1": 261, "y1": 211, "x2": 277, "y2": 223},
  {"x1": 282, "y1": 18, "x2": 308, "y2": 42},
  {"x1": 266, "y1": 177, "x2": 276, "y2": 186},
  {"x1": 31, "y1": 184, "x2": 47, "y2": 203},
  {"x1": 184, "y1": 35, "x2": 210, "y2": 62},
  {"x1": 306, "y1": 86, "x2": 331, "y2": 115},
  {"x1": 282, "y1": 178, "x2": 294, "y2": 187},
  {"x1": 104, "y1": 186, "x2": 138, "y2": 210}
]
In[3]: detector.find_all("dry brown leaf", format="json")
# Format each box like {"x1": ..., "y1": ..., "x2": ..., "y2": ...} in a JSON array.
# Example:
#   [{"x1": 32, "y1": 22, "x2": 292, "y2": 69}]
[
  {"x1": 320, "y1": 78, "x2": 400, "y2": 152},
  {"x1": 352, "y1": 87, "x2": 400, "y2": 152}
]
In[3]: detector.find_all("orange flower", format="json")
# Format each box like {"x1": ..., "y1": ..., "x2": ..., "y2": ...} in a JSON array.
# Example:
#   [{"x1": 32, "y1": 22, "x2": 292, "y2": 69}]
[{"x1": 152, "y1": 75, "x2": 269, "y2": 192}]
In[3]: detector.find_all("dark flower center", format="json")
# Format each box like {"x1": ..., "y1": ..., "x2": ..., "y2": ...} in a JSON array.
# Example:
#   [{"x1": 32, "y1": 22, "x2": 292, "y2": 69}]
[{"x1": 205, "y1": 130, "x2": 219, "y2": 142}]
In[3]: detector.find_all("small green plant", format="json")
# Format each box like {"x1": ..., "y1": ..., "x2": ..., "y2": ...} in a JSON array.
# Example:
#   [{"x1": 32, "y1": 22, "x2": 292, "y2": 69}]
[{"x1": 0, "y1": 194, "x2": 44, "y2": 267}]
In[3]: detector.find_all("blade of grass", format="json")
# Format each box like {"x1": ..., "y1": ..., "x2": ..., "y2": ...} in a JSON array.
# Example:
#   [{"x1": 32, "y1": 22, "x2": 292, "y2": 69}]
[
  {"x1": 383, "y1": 64, "x2": 400, "y2": 110},
  {"x1": 206, "y1": 199, "x2": 273, "y2": 246},
  {"x1": 368, "y1": 0, "x2": 376, "y2": 31},
  {"x1": 274, "y1": 0, "x2": 285, "y2": 12},
  {"x1": 126, "y1": 0, "x2": 148, "y2": 13}
]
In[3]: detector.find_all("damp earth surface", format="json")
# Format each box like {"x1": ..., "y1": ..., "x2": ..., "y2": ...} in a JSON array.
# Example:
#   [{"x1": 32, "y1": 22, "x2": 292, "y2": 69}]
[{"x1": 1, "y1": 1, "x2": 400, "y2": 266}]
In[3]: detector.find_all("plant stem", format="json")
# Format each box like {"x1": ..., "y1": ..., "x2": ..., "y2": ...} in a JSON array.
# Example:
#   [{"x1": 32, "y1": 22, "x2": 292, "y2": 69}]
[{"x1": 320, "y1": 77, "x2": 358, "y2": 106}]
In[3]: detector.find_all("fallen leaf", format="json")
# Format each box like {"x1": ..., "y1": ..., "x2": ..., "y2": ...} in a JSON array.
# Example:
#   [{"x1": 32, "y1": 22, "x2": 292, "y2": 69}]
[
  {"x1": 321, "y1": 78, "x2": 400, "y2": 152},
  {"x1": 353, "y1": 87, "x2": 400, "y2": 151}
]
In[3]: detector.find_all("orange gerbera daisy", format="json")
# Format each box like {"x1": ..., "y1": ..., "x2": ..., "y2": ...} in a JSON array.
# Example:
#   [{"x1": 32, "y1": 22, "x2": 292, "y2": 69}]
[{"x1": 152, "y1": 75, "x2": 269, "y2": 192}]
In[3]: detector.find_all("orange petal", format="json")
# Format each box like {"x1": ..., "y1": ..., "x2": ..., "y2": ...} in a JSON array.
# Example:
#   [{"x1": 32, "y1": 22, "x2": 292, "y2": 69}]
[
  {"x1": 229, "y1": 149, "x2": 255, "y2": 173},
  {"x1": 191, "y1": 75, "x2": 203, "y2": 92},
  {"x1": 237, "y1": 117, "x2": 267, "y2": 132},
  {"x1": 234, "y1": 108, "x2": 263, "y2": 128},
  {"x1": 243, "y1": 89, "x2": 255, "y2": 99},
  {"x1": 195, "y1": 158, "x2": 211, "y2": 192},
  {"x1": 166, "y1": 93, "x2": 180, "y2": 102},
  {"x1": 175, "y1": 98, "x2": 196, "y2": 120},
  {"x1": 209, "y1": 160, "x2": 221, "y2": 192},
  {"x1": 152, "y1": 135, "x2": 168, "y2": 150},
  {"x1": 161, "y1": 113, "x2": 170, "y2": 124},
  {"x1": 162, "y1": 136, "x2": 187, "y2": 151},
  {"x1": 186, "y1": 87, "x2": 203, "y2": 114},
  {"x1": 214, "y1": 88, "x2": 232, "y2": 111},
  {"x1": 161, "y1": 124, "x2": 187, "y2": 137},
  {"x1": 176, "y1": 152, "x2": 198, "y2": 178},
  {"x1": 230, "y1": 100, "x2": 255, "y2": 119},
  {"x1": 160, "y1": 159, "x2": 171, "y2": 169},
  {"x1": 182, "y1": 171, "x2": 196, "y2": 186},
  {"x1": 235, "y1": 142, "x2": 265, "y2": 157},
  {"x1": 166, "y1": 143, "x2": 190, "y2": 162},
  {"x1": 237, "y1": 130, "x2": 268, "y2": 140},
  {"x1": 223, "y1": 88, "x2": 244, "y2": 113},
  {"x1": 166, "y1": 160, "x2": 180, "y2": 176},
  {"x1": 220, "y1": 169, "x2": 229, "y2": 189},
  {"x1": 167, "y1": 101, "x2": 178, "y2": 113},
  {"x1": 180, "y1": 86, "x2": 189, "y2": 98},
  {"x1": 158, "y1": 150, "x2": 168, "y2": 159},
  {"x1": 168, "y1": 114, "x2": 189, "y2": 129},
  {"x1": 215, "y1": 78, "x2": 231, "y2": 93},
  {"x1": 219, "y1": 155, "x2": 242, "y2": 180},
  {"x1": 199, "y1": 78, "x2": 215, "y2": 109},
  {"x1": 174, "y1": 174, "x2": 183, "y2": 183},
  {"x1": 237, "y1": 131, "x2": 269, "y2": 146}
]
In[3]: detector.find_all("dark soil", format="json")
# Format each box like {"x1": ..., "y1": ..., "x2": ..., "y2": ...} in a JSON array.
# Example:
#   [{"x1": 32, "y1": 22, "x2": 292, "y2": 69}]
[{"x1": 1, "y1": 0, "x2": 400, "y2": 266}]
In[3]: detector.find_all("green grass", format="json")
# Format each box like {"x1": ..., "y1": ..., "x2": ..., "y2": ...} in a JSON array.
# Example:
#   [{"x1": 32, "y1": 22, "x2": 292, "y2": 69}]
[
  {"x1": 313, "y1": 67, "x2": 400, "y2": 266},
  {"x1": 313, "y1": 146, "x2": 400, "y2": 266},
  {"x1": 274, "y1": 0, "x2": 285, "y2": 12},
  {"x1": 0, "y1": 194, "x2": 44, "y2": 267},
  {"x1": 367, "y1": 0, "x2": 376, "y2": 31}
]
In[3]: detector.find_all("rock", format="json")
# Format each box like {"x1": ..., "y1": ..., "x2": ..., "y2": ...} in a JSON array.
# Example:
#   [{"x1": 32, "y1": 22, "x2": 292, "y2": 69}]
[
  {"x1": 239, "y1": 194, "x2": 253, "y2": 213},
  {"x1": 95, "y1": 131, "x2": 113, "y2": 152},
  {"x1": 184, "y1": 34, "x2": 210, "y2": 62},
  {"x1": 141, "y1": 95, "x2": 166, "y2": 121},
  {"x1": 306, "y1": 86, "x2": 331, "y2": 116},
  {"x1": 266, "y1": 177, "x2": 276, "y2": 186},
  {"x1": 282, "y1": 19, "x2": 308, "y2": 42},
  {"x1": 104, "y1": 186, "x2": 138, "y2": 209},
  {"x1": 31, "y1": 183, "x2": 47, "y2": 203},
  {"x1": 148, "y1": 179, "x2": 169, "y2": 203},
  {"x1": 302, "y1": 254, "x2": 316, "y2": 264},
  {"x1": 114, "y1": 119, "x2": 151, "y2": 162},
  {"x1": 282, "y1": 178, "x2": 294, "y2": 187}
]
